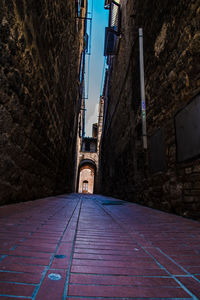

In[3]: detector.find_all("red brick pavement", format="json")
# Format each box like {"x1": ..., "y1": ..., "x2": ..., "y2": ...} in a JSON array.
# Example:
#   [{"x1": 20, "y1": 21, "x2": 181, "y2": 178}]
[{"x1": 0, "y1": 193, "x2": 200, "y2": 299}]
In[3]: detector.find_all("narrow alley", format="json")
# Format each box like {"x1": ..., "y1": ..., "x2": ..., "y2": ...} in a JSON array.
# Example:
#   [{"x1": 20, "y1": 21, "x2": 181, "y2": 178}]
[
  {"x1": 1, "y1": 0, "x2": 200, "y2": 298},
  {"x1": 0, "y1": 194, "x2": 200, "y2": 299}
]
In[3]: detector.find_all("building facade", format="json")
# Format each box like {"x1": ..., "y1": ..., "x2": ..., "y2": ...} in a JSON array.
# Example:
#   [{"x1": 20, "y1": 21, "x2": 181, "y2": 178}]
[
  {"x1": 100, "y1": 0, "x2": 200, "y2": 219},
  {"x1": 76, "y1": 97, "x2": 104, "y2": 194},
  {"x1": 0, "y1": 0, "x2": 88, "y2": 204}
]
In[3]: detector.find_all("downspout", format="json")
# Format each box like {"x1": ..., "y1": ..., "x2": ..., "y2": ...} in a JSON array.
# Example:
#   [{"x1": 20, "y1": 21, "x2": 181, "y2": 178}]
[{"x1": 139, "y1": 28, "x2": 147, "y2": 150}]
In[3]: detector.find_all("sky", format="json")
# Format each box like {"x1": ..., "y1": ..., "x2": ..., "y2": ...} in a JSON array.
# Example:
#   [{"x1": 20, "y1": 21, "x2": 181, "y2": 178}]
[{"x1": 84, "y1": 0, "x2": 109, "y2": 136}]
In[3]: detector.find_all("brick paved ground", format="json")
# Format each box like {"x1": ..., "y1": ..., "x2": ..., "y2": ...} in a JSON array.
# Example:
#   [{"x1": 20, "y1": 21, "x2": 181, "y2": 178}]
[{"x1": 0, "y1": 194, "x2": 200, "y2": 299}]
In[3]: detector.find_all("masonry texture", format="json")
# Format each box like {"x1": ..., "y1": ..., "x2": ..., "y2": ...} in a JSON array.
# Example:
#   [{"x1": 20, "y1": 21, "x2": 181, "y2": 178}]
[
  {"x1": 100, "y1": 0, "x2": 200, "y2": 219},
  {"x1": 0, "y1": 0, "x2": 85, "y2": 204}
]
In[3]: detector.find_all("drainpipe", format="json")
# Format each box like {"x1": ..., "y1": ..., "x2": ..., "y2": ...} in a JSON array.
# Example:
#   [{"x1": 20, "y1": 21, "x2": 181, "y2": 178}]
[{"x1": 139, "y1": 28, "x2": 147, "y2": 150}]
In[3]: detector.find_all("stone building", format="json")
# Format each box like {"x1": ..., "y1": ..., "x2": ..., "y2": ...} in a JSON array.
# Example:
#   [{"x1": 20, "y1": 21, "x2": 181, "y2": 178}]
[
  {"x1": 0, "y1": 0, "x2": 88, "y2": 205},
  {"x1": 78, "y1": 136, "x2": 98, "y2": 193},
  {"x1": 76, "y1": 96, "x2": 104, "y2": 193},
  {"x1": 100, "y1": 0, "x2": 200, "y2": 219}
]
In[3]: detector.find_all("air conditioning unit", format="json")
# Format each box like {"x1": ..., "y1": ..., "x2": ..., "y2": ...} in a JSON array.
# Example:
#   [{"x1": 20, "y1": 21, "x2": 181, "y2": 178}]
[{"x1": 104, "y1": 27, "x2": 118, "y2": 56}]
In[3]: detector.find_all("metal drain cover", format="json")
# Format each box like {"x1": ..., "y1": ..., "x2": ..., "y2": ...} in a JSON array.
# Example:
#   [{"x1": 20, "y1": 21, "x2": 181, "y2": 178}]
[
  {"x1": 101, "y1": 201, "x2": 124, "y2": 205},
  {"x1": 54, "y1": 255, "x2": 66, "y2": 259},
  {"x1": 48, "y1": 273, "x2": 62, "y2": 281}
]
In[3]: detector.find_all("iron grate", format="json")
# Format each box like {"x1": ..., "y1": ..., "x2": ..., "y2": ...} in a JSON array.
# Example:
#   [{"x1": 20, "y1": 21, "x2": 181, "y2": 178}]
[{"x1": 101, "y1": 200, "x2": 124, "y2": 206}]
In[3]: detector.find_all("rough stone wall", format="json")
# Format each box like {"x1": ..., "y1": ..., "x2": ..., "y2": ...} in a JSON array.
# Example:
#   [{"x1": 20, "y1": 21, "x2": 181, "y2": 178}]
[
  {"x1": 100, "y1": 0, "x2": 200, "y2": 219},
  {"x1": 0, "y1": 0, "x2": 86, "y2": 204}
]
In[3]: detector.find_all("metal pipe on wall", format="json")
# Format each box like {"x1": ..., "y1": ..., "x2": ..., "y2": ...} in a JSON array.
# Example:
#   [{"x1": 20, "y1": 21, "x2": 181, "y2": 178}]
[{"x1": 139, "y1": 28, "x2": 147, "y2": 150}]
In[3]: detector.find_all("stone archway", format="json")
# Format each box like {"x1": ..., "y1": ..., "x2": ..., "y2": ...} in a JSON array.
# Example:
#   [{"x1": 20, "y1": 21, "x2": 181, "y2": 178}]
[{"x1": 77, "y1": 159, "x2": 96, "y2": 194}]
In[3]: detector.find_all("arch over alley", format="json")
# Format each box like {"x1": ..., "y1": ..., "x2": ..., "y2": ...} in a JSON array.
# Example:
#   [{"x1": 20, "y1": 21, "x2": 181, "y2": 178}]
[{"x1": 77, "y1": 159, "x2": 96, "y2": 194}]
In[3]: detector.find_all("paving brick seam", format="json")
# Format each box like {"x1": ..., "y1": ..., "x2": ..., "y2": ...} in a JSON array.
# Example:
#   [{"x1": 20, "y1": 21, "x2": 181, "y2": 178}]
[
  {"x1": 70, "y1": 273, "x2": 177, "y2": 278},
  {"x1": 71, "y1": 258, "x2": 151, "y2": 261},
  {"x1": 32, "y1": 198, "x2": 81, "y2": 300},
  {"x1": 0, "y1": 270, "x2": 24, "y2": 274},
  {"x1": 0, "y1": 295, "x2": 32, "y2": 299},
  {"x1": 73, "y1": 252, "x2": 144, "y2": 256},
  {"x1": 69, "y1": 283, "x2": 183, "y2": 288},
  {"x1": 63, "y1": 198, "x2": 83, "y2": 300},
  {"x1": 155, "y1": 248, "x2": 200, "y2": 285},
  {"x1": 0, "y1": 281, "x2": 37, "y2": 286},
  {"x1": 5, "y1": 202, "x2": 76, "y2": 254},
  {"x1": 66, "y1": 297, "x2": 193, "y2": 300},
  {"x1": 93, "y1": 200, "x2": 199, "y2": 300},
  {"x1": 1, "y1": 195, "x2": 200, "y2": 299}
]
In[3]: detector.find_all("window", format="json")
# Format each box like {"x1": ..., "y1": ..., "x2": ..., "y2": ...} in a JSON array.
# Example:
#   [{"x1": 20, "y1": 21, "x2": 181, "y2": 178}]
[
  {"x1": 85, "y1": 140, "x2": 90, "y2": 151},
  {"x1": 149, "y1": 128, "x2": 166, "y2": 173},
  {"x1": 82, "y1": 180, "x2": 88, "y2": 192},
  {"x1": 90, "y1": 143, "x2": 96, "y2": 152},
  {"x1": 175, "y1": 94, "x2": 200, "y2": 162},
  {"x1": 104, "y1": 28, "x2": 118, "y2": 56},
  {"x1": 76, "y1": 0, "x2": 84, "y2": 17},
  {"x1": 79, "y1": 52, "x2": 84, "y2": 82},
  {"x1": 84, "y1": 33, "x2": 89, "y2": 53}
]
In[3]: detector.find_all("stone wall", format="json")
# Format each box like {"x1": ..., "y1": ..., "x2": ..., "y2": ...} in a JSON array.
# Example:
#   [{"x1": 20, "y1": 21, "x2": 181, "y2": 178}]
[
  {"x1": 100, "y1": 0, "x2": 200, "y2": 219},
  {"x1": 0, "y1": 0, "x2": 86, "y2": 204}
]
